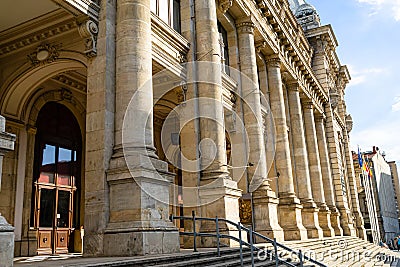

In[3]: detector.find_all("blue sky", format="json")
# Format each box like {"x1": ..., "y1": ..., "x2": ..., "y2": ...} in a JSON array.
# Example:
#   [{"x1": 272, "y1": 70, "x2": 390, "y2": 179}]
[{"x1": 307, "y1": 0, "x2": 400, "y2": 165}]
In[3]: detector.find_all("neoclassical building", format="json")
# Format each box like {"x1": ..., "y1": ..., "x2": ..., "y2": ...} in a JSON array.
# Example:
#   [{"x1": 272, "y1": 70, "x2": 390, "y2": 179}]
[{"x1": 0, "y1": 0, "x2": 366, "y2": 257}]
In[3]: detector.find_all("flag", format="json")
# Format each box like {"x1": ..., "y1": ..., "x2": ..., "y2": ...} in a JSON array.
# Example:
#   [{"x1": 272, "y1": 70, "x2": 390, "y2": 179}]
[{"x1": 357, "y1": 146, "x2": 363, "y2": 168}]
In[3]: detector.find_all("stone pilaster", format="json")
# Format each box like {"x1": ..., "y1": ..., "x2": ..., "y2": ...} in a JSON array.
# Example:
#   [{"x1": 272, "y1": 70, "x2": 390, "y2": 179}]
[
  {"x1": 343, "y1": 129, "x2": 366, "y2": 239},
  {"x1": 325, "y1": 104, "x2": 356, "y2": 236},
  {"x1": 287, "y1": 82, "x2": 322, "y2": 239},
  {"x1": 0, "y1": 116, "x2": 16, "y2": 267},
  {"x1": 103, "y1": 0, "x2": 179, "y2": 256},
  {"x1": 84, "y1": 0, "x2": 115, "y2": 256},
  {"x1": 236, "y1": 20, "x2": 283, "y2": 241},
  {"x1": 267, "y1": 55, "x2": 307, "y2": 241},
  {"x1": 302, "y1": 101, "x2": 333, "y2": 238},
  {"x1": 194, "y1": 0, "x2": 241, "y2": 247},
  {"x1": 314, "y1": 114, "x2": 338, "y2": 237}
]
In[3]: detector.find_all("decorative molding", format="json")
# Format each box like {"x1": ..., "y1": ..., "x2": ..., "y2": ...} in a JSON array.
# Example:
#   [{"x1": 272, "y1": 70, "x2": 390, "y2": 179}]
[
  {"x1": 52, "y1": 73, "x2": 87, "y2": 93},
  {"x1": 0, "y1": 11, "x2": 77, "y2": 58},
  {"x1": 218, "y1": 0, "x2": 233, "y2": 13},
  {"x1": 286, "y1": 81, "x2": 299, "y2": 91},
  {"x1": 78, "y1": 19, "x2": 98, "y2": 57},
  {"x1": 236, "y1": 21, "x2": 255, "y2": 34},
  {"x1": 51, "y1": 0, "x2": 100, "y2": 23},
  {"x1": 27, "y1": 43, "x2": 61, "y2": 67}
]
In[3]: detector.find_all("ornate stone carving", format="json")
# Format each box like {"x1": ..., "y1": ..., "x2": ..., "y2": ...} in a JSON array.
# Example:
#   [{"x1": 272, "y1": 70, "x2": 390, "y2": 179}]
[
  {"x1": 78, "y1": 19, "x2": 99, "y2": 57},
  {"x1": 345, "y1": 114, "x2": 353, "y2": 133},
  {"x1": 239, "y1": 198, "x2": 252, "y2": 225},
  {"x1": 329, "y1": 88, "x2": 339, "y2": 110},
  {"x1": 27, "y1": 43, "x2": 61, "y2": 67},
  {"x1": 218, "y1": 0, "x2": 233, "y2": 13},
  {"x1": 255, "y1": 41, "x2": 267, "y2": 53},
  {"x1": 236, "y1": 21, "x2": 254, "y2": 34}
]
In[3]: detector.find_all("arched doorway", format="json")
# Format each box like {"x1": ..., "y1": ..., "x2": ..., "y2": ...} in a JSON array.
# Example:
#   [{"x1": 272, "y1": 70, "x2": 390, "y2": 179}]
[{"x1": 32, "y1": 102, "x2": 82, "y2": 255}]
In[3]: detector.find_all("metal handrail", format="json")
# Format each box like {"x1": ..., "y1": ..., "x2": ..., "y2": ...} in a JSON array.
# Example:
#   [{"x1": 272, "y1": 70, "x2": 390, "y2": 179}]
[{"x1": 170, "y1": 211, "x2": 327, "y2": 267}]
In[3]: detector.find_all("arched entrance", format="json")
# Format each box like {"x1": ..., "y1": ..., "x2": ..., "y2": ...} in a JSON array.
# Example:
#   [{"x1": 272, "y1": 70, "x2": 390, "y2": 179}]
[{"x1": 32, "y1": 102, "x2": 82, "y2": 255}]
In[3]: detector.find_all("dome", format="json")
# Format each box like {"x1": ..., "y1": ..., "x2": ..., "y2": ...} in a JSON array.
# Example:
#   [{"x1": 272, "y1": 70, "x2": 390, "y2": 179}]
[{"x1": 295, "y1": 3, "x2": 318, "y2": 19}]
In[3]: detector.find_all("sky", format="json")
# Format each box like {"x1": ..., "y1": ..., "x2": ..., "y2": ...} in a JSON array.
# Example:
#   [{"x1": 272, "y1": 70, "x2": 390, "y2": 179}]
[{"x1": 307, "y1": 0, "x2": 400, "y2": 166}]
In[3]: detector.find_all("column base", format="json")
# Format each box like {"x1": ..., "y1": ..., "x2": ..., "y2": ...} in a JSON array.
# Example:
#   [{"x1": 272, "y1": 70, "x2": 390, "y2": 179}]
[
  {"x1": 103, "y1": 230, "x2": 179, "y2": 256},
  {"x1": 301, "y1": 201, "x2": 323, "y2": 239},
  {"x1": 278, "y1": 196, "x2": 308, "y2": 241},
  {"x1": 0, "y1": 215, "x2": 14, "y2": 267},
  {"x1": 198, "y1": 177, "x2": 243, "y2": 247},
  {"x1": 317, "y1": 205, "x2": 335, "y2": 237},
  {"x1": 338, "y1": 207, "x2": 357, "y2": 236},
  {"x1": 353, "y1": 212, "x2": 367, "y2": 240},
  {"x1": 253, "y1": 189, "x2": 284, "y2": 242},
  {"x1": 103, "y1": 152, "x2": 180, "y2": 256},
  {"x1": 329, "y1": 207, "x2": 343, "y2": 236}
]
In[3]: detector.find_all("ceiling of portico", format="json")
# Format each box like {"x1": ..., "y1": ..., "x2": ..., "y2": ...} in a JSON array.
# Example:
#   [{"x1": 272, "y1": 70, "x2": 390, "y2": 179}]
[{"x1": 0, "y1": 0, "x2": 60, "y2": 33}]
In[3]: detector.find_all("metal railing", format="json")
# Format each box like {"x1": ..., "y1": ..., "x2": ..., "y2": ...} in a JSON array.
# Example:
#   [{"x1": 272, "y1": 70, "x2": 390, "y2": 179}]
[{"x1": 170, "y1": 211, "x2": 327, "y2": 267}]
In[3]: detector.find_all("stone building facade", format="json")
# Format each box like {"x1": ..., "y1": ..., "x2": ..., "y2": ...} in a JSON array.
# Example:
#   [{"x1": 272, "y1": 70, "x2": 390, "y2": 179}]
[{"x1": 0, "y1": 0, "x2": 365, "y2": 257}]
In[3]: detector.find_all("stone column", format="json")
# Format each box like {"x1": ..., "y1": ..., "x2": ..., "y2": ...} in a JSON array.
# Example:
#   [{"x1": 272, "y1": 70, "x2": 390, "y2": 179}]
[
  {"x1": 0, "y1": 116, "x2": 16, "y2": 267},
  {"x1": 315, "y1": 114, "x2": 339, "y2": 237},
  {"x1": 286, "y1": 82, "x2": 322, "y2": 239},
  {"x1": 267, "y1": 55, "x2": 307, "y2": 241},
  {"x1": 194, "y1": 0, "x2": 241, "y2": 247},
  {"x1": 103, "y1": 0, "x2": 179, "y2": 256},
  {"x1": 343, "y1": 129, "x2": 366, "y2": 239},
  {"x1": 236, "y1": 19, "x2": 283, "y2": 241},
  {"x1": 302, "y1": 101, "x2": 333, "y2": 238},
  {"x1": 325, "y1": 104, "x2": 356, "y2": 236}
]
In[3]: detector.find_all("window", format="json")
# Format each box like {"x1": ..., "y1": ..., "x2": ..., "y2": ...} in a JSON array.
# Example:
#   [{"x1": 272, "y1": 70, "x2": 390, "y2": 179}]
[
  {"x1": 218, "y1": 22, "x2": 230, "y2": 74},
  {"x1": 151, "y1": 0, "x2": 181, "y2": 33}
]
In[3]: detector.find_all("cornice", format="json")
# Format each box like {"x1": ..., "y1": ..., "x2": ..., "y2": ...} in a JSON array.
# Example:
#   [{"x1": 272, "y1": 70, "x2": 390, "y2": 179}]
[
  {"x1": 51, "y1": 0, "x2": 100, "y2": 23},
  {"x1": 0, "y1": 10, "x2": 77, "y2": 58}
]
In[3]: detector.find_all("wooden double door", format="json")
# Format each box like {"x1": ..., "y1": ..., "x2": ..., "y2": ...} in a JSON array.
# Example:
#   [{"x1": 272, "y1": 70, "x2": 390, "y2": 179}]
[{"x1": 35, "y1": 144, "x2": 77, "y2": 255}]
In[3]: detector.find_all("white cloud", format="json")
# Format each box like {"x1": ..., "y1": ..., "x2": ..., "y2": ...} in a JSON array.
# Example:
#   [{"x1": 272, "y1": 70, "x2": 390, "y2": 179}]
[
  {"x1": 356, "y1": 0, "x2": 400, "y2": 21},
  {"x1": 347, "y1": 65, "x2": 386, "y2": 87},
  {"x1": 392, "y1": 96, "x2": 400, "y2": 112}
]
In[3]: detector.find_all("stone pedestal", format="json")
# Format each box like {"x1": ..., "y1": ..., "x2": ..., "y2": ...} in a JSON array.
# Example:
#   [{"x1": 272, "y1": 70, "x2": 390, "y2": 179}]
[
  {"x1": 0, "y1": 216, "x2": 14, "y2": 267},
  {"x1": 0, "y1": 115, "x2": 16, "y2": 267}
]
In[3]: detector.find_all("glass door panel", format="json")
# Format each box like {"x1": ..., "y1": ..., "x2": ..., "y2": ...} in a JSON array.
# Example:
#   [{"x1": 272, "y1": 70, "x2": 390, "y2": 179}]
[
  {"x1": 57, "y1": 190, "x2": 71, "y2": 228},
  {"x1": 39, "y1": 188, "x2": 56, "y2": 227},
  {"x1": 39, "y1": 145, "x2": 56, "y2": 184},
  {"x1": 58, "y1": 148, "x2": 72, "y2": 186}
]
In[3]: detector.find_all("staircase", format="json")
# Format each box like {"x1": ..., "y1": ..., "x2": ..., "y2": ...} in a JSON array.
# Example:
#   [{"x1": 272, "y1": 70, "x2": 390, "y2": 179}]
[{"x1": 258, "y1": 236, "x2": 399, "y2": 267}]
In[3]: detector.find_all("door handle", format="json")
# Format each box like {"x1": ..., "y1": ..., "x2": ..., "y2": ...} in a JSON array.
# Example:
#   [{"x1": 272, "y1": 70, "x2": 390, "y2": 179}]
[
  {"x1": 60, "y1": 237, "x2": 65, "y2": 242},
  {"x1": 43, "y1": 237, "x2": 48, "y2": 243}
]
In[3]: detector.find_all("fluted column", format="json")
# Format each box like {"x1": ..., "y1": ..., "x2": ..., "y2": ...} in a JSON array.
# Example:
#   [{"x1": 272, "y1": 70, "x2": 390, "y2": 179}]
[
  {"x1": 302, "y1": 101, "x2": 335, "y2": 238},
  {"x1": 237, "y1": 20, "x2": 283, "y2": 241},
  {"x1": 315, "y1": 114, "x2": 339, "y2": 237},
  {"x1": 195, "y1": 0, "x2": 241, "y2": 247},
  {"x1": 104, "y1": 0, "x2": 179, "y2": 256},
  {"x1": 267, "y1": 55, "x2": 307, "y2": 241},
  {"x1": 287, "y1": 82, "x2": 322, "y2": 239}
]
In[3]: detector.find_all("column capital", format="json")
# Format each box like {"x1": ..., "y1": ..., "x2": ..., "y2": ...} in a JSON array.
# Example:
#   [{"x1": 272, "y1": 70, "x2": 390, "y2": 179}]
[
  {"x1": 255, "y1": 41, "x2": 267, "y2": 53},
  {"x1": 266, "y1": 55, "x2": 281, "y2": 68},
  {"x1": 286, "y1": 81, "x2": 299, "y2": 91},
  {"x1": 301, "y1": 97, "x2": 314, "y2": 110},
  {"x1": 236, "y1": 21, "x2": 255, "y2": 34},
  {"x1": 315, "y1": 113, "x2": 327, "y2": 122}
]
